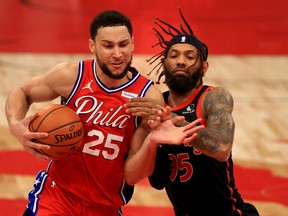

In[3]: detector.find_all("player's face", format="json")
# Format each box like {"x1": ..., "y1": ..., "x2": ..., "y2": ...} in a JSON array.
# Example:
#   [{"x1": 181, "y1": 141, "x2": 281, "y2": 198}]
[
  {"x1": 90, "y1": 26, "x2": 134, "y2": 79},
  {"x1": 163, "y1": 43, "x2": 203, "y2": 94}
]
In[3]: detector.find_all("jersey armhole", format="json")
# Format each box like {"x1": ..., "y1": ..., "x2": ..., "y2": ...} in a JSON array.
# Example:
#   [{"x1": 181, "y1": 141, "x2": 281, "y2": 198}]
[
  {"x1": 64, "y1": 61, "x2": 85, "y2": 105},
  {"x1": 196, "y1": 86, "x2": 214, "y2": 126}
]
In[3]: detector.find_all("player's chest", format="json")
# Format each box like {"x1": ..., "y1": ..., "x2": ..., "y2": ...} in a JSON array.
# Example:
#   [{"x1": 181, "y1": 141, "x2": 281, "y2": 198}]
[{"x1": 76, "y1": 96, "x2": 130, "y2": 128}]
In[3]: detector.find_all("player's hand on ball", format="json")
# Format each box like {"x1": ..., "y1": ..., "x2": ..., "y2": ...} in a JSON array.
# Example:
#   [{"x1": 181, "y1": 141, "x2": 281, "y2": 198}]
[
  {"x1": 28, "y1": 104, "x2": 83, "y2": 160},
  {"x1": 9, "y1": 112, "x2": 50, "y2": 160}
]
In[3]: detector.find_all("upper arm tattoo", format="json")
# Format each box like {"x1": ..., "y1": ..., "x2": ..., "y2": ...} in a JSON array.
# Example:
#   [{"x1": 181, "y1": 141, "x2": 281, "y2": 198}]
[{"x1": 193, "y1": 87, "x2": 235, "y2": 153}]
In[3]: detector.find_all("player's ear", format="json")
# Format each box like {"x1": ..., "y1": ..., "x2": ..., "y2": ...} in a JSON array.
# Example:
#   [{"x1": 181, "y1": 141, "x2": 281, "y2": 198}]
[
  {"x1": 89, "y1": 39, "x2": 95, "y2": 53},
  {"x1": 202, "y1": 61, "x2": 209, "y2": 76},
  {"x1": 131, "y1": 36, "x2": 134, "y2": 52}
]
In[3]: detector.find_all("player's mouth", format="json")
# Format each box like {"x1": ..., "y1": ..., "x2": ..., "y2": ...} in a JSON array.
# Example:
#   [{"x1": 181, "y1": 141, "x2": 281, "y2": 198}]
[
  {"x1": 173, "y1": 69, "x2": 188, "y2": 76},
  {"x1": 111, "y1": 61, "x2": 124, "y2": 69}
]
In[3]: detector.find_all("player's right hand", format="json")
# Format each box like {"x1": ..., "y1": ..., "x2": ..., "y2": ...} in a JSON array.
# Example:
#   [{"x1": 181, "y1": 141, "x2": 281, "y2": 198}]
[{"x1": 9, "y1": 113, "x2": 50, "y2": 160}]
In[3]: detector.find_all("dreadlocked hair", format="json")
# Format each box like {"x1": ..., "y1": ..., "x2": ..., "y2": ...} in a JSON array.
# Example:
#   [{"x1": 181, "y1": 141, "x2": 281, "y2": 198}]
[{"x1": 147, "y1": 7, "x2": 194, "y2": 84}]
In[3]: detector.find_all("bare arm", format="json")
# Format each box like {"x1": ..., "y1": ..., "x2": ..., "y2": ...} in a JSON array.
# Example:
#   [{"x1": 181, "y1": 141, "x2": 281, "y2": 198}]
[
  {"x1": 124, "y1": 85, "x2": 163, "y2": 184},
  {"x1": 124, "y1": 86, "x2": 204, "y2": 185},
  {"x1": 189, "y1": 87, "x2": 235, "y2": 161},
  {"x1": 5, "y1": 63, "x2": 78, "y2": 159}
]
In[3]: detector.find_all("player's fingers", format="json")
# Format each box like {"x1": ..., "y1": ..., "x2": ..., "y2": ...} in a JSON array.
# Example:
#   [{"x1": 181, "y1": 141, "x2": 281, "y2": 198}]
[
  {"x1": 124, "y1": 101, "x2": 146, "y2": 108},
  {"x1": 30, "y1": 142, "x2": 50, "y2": 150},
  {"x1": 126, "y1": 107, "x2": 150, "y2": 113},
  {"x1": 147, "y1": 119, "x2": 154, "y2": 127},
  {"x1": 165, "y1": 106, "x2": 172, "y2": 113},
  {"x1": 28, "y1": 131, "x2": 49, "y2": 140},
  {"x1": 29, "y1": 112, "x2": 39, "y2": 121},
  {"x1": 183, "y1": 133, "x2": 199, "y2": 145},
  {"x1": 155, "y1": 104, "x2": 166, "y2": 112},
  {"x1": 147, "y1": 119, "x2": 160, "y2": 129},
  {"x1": 159, "y1": 106, "x2": 172, "y2": 121},
  {"x1": 164, "y1": 133, "x2": 187, "y2": 145},
  {"x1": 128, "y1": 107, "x2": 159, "y2": 115},
  {"x1": 170, "y1": 115, "x2": 185, "y2": 124},
  {"x1": 184, "y1": 125, "x2": 204, "y2": 136},
  {"x1": 183, "y1": 118, "x2": 202, "y2": 130},
  {"x1": 128, "y1": 109, "x2": 162, "y2": 122},
  {"x1": 125, "y1": 98, "x2": 155, "y2": 108},
  {"x1": 130, "y1": 112, "x2": 158, "y2": 121},
  {"x1": 24, "y1": 135, "x2": 50, "y2": 150},
  {"x1": 23, "y1": 112, "x2": 39, "y2": 125},
  {"x1": 24, "y1": 146, "x2": 50, "y2": 160},
  {"x1": 128, "y1": 97, "x2": 156, "y2": 104},
  {"x1": 125, "y1": 98, "x2": 164, "y2": 111}
]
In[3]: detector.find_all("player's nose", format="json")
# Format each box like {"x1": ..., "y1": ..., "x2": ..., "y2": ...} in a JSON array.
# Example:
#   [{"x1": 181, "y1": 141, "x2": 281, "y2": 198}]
[{"x1": 113, "y1": 46, "x2": 123, "y2": 58}]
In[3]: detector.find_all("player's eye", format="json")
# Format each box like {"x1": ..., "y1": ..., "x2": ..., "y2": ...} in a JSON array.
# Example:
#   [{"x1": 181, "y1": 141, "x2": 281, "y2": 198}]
[
  {"x1": 119, "y1": 41, "x2": 129, "y2": 48},
  {"x1": 101, "y1": 42, "x2": 113, "y2": 49},
  {"x1": 187, "y1": 55, "x2": 196, "y2": 60},
  {"x1": 169, "y1": 51, "x2": 178, "y2": 58},
  {"x1": 104, "y1": 44, "x2": 113, "y2": 48}
]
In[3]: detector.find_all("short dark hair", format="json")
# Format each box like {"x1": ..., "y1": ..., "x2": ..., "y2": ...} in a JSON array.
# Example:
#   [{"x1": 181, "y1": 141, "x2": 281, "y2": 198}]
[{"x1": 90, "y1": 10, "x2": 133, "y2": 40}]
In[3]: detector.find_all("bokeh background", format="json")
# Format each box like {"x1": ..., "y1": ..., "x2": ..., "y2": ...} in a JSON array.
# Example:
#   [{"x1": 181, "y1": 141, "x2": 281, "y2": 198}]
[{"x1": 0, "y1": 0, "x2": 288, "y2": 215}]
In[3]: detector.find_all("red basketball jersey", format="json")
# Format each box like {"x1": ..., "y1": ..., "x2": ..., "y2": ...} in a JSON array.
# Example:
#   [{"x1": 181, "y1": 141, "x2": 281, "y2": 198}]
[{"x1": 47, "y1": 59, "x2": 153, "y2": 207}]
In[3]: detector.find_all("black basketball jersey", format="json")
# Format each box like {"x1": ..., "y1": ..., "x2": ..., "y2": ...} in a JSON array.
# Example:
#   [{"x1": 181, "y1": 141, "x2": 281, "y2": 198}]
[{"x1": 149, "y1": 85, "x2": 245, "y2": 216}]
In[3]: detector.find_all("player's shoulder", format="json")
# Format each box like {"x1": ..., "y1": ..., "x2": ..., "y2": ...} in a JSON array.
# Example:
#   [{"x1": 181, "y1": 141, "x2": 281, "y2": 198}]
[
  {"x1": 203, "y1": 86, "x2": 234, "y2": 109},
  {"x1": 205, "y1": 86, "x2": 233, "y2": 99},
  {"x1": 52, "y1": 62, "x2": 78, "y2": 72},
  {"x1": 43, "y1": 62, "x2": 79, "y2": 88},
  {"x1": 145, "y1": 84, "x2": 163, "y2": 99},
  {"x1": 47, "y1": 62, "x2": 78, "y2": 78}
]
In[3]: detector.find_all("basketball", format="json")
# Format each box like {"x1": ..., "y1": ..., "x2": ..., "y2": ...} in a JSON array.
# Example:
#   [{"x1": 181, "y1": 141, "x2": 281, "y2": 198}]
[{"x1": 29, "y1": 104, "x2": 84, "y2": 159}]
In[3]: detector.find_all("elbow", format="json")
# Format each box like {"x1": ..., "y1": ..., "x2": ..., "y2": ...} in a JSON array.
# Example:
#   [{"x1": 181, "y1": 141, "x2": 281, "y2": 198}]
[
  {"x1": 216, "y1": 153, "x2": 230, "y2": 162},
  {"x1": 124, "y1": 170, "x2": 145, "y2": 186},
  {"x1": 214, "y1": 143, "x2": 232, "y2": 162},
  {"x1": 125, "y1": 173, "x2": 136, "y2": 186},
  {"x1": 125, "y1": 179, "x2": 136, "y2": 186},
  {"x1": 125, "y1": 175, "x2": 142, "y2": 186},
  {"x1": 124, "y1": 170, "x2": 136, "y2": 186},
  {"x1": 125, "y1": 170, "x2": 152, "y2": 186}
]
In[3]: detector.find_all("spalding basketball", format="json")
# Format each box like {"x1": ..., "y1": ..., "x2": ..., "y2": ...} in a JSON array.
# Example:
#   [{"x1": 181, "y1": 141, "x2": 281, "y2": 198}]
[{"x1": 29, "y1": 104, "x2": 84, "y2": 159}]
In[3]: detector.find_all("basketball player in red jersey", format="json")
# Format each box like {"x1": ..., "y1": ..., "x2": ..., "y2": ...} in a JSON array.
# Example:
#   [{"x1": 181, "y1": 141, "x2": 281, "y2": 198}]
[
  {"x1": 5, "y1": 10, "x2": 202, "y2": 216},
  {"x1": 125, "y1": 9, "x2": 259, "y2": 216}
]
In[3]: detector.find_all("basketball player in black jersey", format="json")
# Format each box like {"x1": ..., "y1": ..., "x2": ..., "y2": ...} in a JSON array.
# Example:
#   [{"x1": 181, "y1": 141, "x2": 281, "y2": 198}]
[{"x1": 125, "y1": 8, "x2": 259, "y2": 216}]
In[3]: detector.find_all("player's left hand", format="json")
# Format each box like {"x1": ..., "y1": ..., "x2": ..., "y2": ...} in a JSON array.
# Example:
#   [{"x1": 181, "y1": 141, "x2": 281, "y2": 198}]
[
  {"x1": 124, "y1": 97, "x2": 165, "y2": 121},
  {"x1": 149, "y1": 117, "x2": 204, "y2": 145},
  {"x1": 147, "y1": 106, "x2": 172, "y2": 129}
]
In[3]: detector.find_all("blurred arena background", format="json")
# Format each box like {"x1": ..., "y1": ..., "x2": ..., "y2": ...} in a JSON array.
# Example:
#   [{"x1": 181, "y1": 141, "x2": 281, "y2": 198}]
[{"x1": 0, "y1": 0, "x2": 287, "y2": 215}]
